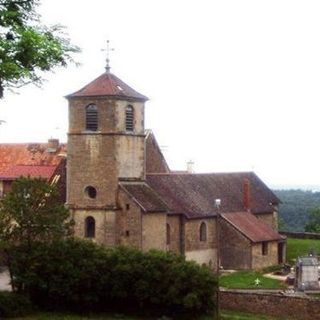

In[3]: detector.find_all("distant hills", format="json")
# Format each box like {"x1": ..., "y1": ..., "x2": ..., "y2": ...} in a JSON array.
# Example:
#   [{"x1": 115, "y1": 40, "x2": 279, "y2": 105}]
[{"x1": 273, "y1": 189, "x2": 320, "y2": 232}]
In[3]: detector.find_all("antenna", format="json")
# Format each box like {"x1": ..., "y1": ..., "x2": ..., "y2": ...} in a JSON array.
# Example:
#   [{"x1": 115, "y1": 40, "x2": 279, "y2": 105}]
[{"x1": 102, "y1": 40, "x2": 115, "y2": 72}]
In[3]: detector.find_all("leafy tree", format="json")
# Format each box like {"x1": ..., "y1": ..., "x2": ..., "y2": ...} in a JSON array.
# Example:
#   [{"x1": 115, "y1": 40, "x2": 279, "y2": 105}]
[
  {"x1": 0, "y1": 177, "x2": 73, "y2": 291},
  {"x1": 305, "y1": 207, "x2": 320, "y2": 233},
  {"x1": 0, "y1": 177, "x2": 72, "y2": 247},
  {"x1": 0, "y1": 0, "x2": 79, "y2": 98}
]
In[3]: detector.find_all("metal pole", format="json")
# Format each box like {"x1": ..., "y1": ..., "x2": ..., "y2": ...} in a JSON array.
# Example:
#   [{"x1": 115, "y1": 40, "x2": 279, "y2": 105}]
[{"x1": 215, "y1": 199, "x2": 221, "y2": 320}]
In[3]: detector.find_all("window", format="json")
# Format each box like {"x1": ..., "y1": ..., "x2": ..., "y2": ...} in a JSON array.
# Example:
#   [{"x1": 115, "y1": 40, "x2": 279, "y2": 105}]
[
  {"x1": 166, "y1": 223, "x2": 171, "y2": 245},
  {"x1": 86, "y1": 104, "x2": 98, "y2": 131},
  {"x1": 262, "y1": 242, "x2": 268, "y2": 255},
  {"x1": 84, "y1": 186, "x2": 97, "y2": 199},
  {"x1": 200, "y1": 222, "x2": 207, "y2": 242},
  {"x1": 125, "y1": 105, "x2": 134, "y2": 131},
  {"x1": 85, "y1": 216, "x2": 95, "y2": 238}
]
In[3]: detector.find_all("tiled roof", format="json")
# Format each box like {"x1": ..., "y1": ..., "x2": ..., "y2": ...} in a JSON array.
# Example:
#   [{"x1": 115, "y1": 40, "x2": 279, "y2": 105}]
[
  {"x1": 146, "y1": 172, "x2": 279, "y2": 219},
  {"x1": 221, "y1": 212, "x2": 284, "y2": 242},
  {"x1": 120, "y1": 183, "x2": 168, "y2": 212},
  {"x1": 0, "y1": 165, "x2": 57, "y2": 180},
  {"x1": 67, "y1": 72, "x2": 148, "y2": 101},
  {"x1": 145, "y1": 130, "x2": 170, "y2": 174},
  {"x1": 0, "y1": 143, "x2": 66, "y2": 180}
]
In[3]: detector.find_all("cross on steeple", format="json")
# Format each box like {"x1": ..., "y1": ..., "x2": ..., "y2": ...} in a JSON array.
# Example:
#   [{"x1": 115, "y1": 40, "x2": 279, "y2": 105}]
[{"x1": 103, "y1": 40, "x2": 115, "y2": 73}]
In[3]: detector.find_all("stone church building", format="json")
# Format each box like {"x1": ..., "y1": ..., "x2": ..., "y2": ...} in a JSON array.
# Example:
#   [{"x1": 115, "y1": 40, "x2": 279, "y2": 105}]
[{"x1": 0, "y1": 67, "x2": 286, "y2": 270}]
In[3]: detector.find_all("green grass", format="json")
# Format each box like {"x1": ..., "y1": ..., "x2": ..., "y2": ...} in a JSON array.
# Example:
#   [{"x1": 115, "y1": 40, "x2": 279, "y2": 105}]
[
  {"x1": 286, "y1": 237, "x2": 320, "y2": 264},
  {"x1": 219, "y1": 271, "x2": 286, "y2": 290}
]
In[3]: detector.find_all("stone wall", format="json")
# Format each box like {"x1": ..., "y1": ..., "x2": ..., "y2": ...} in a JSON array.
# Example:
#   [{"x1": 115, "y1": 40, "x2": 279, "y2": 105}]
[
  {"x1": 184, "y1": 218, "x2": 216, "y2": 268},
  {"x1": 251, "y1": 241, "x2": 278, "y2": 269},
  {"x1": 116, "y1": 189, "x2": 142, "y2": 249},
  {"x1": 220, "y1": 218, "x2": 252, "y2": 270},
  {"x1": 255, "y1": 212, "x2": 276, "y2": 229},
  {"x1": 167, "y1": 215, "x2": 181, "y2": 254},
  {"x1": 72, "y1": 209, "x2": 116, "y2": 246},
  {"x1": 142, "y1": 212, "x2": 167, "y2": 252},
  {"x1": 280, "y1": 231, "x2": 320, "y2": 240},
  {"x1": 220, "y1": 289, "x2": 320, "y2": 320}
]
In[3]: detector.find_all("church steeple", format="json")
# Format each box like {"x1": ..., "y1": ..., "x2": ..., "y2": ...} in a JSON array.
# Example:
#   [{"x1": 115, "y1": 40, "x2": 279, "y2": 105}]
[{"x1": 66, "y1": 62, "x2": 148, "y2": 245}]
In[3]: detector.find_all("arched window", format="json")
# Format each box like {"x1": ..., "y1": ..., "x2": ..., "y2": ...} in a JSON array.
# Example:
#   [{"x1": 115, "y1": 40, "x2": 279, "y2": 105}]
[
  {"x1": 85, "y1": 216, "x2": 95, "y2": 238},
  {"x1": 166, "y1": 223, "x2": 171, "y2": 245},
  {"x1": 86, "y1": 104, "x2": 98, "y2": 131},
  {"x1": 125, "y1": 105, "x2": 134, "y2": 131},
  {"x1": 200, "y1": 222, "x2": 207, "y2": 242}
]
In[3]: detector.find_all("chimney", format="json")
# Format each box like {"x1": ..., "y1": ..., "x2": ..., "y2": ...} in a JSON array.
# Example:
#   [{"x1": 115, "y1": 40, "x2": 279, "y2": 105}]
[
  {"x1": 243, "y1": 178, "x2": 251, "y2": 212},
  {"x1": 47, "y1": 138, "x2": 59, "y2": 153},
  {"x1": 187, "y1": 160, "x2": 194, "y2": 173}
]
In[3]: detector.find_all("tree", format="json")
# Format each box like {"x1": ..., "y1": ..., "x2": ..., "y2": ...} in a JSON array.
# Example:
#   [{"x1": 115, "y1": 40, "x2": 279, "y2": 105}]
[
  {"x1": 0, "y1": 0, "x2": 79, "y2": 98},
  {"x1": 0, "y1": 176, "x2": 72, "y2": 247},
  {"x1": 305, "y1": 207, "x2": 320, "y2": 233}
]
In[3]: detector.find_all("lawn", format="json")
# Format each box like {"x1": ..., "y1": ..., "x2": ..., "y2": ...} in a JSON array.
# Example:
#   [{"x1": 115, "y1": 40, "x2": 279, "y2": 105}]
[
  {"x1": 219, "y1": 271, "x2": 286, "y2": 290},
  {"x1": 286, "y1": 237, "x2": 320, "y2": 264}
]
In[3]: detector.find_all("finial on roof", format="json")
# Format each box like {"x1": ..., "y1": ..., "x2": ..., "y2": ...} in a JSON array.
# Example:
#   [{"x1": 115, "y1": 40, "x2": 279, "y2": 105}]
[{"x1": 103, "y1": 40, "x2": 115, "y2": 73}]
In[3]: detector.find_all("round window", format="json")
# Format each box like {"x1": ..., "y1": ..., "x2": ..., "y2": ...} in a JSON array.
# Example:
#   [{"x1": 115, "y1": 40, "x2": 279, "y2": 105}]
[{"x1": 84, "y1": 186, "x2": 97, "y2": 199}]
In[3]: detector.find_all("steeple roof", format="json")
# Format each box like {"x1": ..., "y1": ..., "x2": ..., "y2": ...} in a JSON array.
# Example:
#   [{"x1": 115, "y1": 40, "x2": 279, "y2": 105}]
[{"x1": 67, "y1": 72, "x2": 148, "y2": 101}]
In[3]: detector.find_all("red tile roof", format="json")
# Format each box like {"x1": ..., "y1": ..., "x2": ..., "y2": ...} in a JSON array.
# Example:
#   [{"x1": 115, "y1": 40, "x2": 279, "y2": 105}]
[
  {"x1": 221, "y1": 212, "x2": 284, "y2": 242},
  {"x1": 67, "y1": 72, "x2": 148, "y2": 101},
  {"x1": 146, "y1": 172, "x2": 279, "y2": 219},
  {"x1": 120, "y1": 183, "x2": 168, "y2": 212},
  {"x1": 0, "y1": 143, "x2": 66, "y2": 180},
  {"x1": 0, "y1": 165, "x2": 57, "y2": 180}
]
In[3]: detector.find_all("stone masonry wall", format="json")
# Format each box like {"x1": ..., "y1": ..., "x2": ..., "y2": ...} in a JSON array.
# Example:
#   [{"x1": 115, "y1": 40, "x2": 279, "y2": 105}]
[
  {"x1": 255, "y1": 212, "x2": 276, "y2": 229},
  {"x1": 220, "y1": 290, "x2": 320, "y2": 320},
  {"x1": 67, "y1": 134, "x2": 118, "y2": 207},
  {"x1": 116, "y1": 189, "x2": 142, "y2": 249},
  {"x1": 72, "y1": 209, "x2": 116, "y2": 246},
  {"x1": 142, "y1": 213, "x2": 167, "y2": 252},
  {"x1": 167, "y1": 215, "x2": 181, "y2": 254},
  {"x1": 220, "y1": 218, "x2": 252, "y2": 270},
  {"x1": 252, "y1": 241, "x2": 278, "y2": 270},
  {"x1": 184, "y1": 218, "x2": 216, "y2": 268}
]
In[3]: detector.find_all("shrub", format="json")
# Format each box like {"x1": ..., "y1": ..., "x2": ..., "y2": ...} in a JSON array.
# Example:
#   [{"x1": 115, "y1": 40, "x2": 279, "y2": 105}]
[
  {"x1": 0, "y1": 292, "x2": 33, "y2": 317},
  {"x1": 8, "y1": 239, "x2": 217, "y2": 316}
]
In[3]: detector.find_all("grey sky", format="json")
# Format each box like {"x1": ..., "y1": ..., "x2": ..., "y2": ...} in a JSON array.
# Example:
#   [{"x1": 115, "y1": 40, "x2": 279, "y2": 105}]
[{"x1": 1, "y1": 0, "x2": 320, "y2": 188}]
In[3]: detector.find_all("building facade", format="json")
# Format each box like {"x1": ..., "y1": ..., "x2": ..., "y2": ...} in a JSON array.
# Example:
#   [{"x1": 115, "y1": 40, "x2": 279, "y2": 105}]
[{"x1": 0, "y1": 67, "x2": 286, "y2": 270}]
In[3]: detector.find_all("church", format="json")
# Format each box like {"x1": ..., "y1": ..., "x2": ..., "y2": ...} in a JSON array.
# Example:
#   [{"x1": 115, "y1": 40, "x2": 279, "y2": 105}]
[{"x1": 0, "y1": 64, "x2": 286, "y2": 270}]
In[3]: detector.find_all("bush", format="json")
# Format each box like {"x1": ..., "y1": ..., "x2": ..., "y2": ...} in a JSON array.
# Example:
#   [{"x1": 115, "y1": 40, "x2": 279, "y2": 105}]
[
  {"x1": 8, "y1": 239, "x2": 217, "y2": 317},
  {"x1": 0, "y1": 292, "x2": 33, "y2": 317}
]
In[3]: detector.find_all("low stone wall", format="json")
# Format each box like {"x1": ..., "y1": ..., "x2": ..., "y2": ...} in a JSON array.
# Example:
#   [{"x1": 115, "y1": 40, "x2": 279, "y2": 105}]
[
  {"x1": 220, "y1": 289, "x2": 320, "y2": 320},
  {"x1": 280, "y1": 231, "x2": 320, "y2": 240}
]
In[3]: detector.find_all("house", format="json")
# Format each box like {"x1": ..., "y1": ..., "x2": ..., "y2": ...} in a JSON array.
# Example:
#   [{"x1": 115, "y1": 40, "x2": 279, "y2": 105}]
[{"x1": 0, "y1": 66, "x2": 286, "y2": 270}]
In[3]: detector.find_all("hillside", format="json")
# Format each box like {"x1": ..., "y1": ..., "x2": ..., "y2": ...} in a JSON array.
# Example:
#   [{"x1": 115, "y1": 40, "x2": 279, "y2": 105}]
[{"x1": 273, "y1": 189, "x2": 320, "y2": 232}]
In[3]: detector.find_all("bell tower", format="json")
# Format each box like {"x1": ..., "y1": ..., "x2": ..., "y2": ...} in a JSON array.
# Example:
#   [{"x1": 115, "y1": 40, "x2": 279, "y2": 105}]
[{"x1": 66, "y1": 63, "x2": 148, "y2": 245}]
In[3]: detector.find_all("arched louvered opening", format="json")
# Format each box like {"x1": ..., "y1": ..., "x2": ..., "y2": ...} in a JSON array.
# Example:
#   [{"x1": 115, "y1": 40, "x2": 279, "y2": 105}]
[
  {"x1": 85, "y1": 216, "x2": 95, "y2": 238},
  {"x1": 200, "y1": 222, "x2": 207, "y2": 242},
  {"x1": 86, "y1": 104, "x2": 98, "y2": 131},
  {"x1": 125, "y1": 105, "x2": 134, "y2": 131}
]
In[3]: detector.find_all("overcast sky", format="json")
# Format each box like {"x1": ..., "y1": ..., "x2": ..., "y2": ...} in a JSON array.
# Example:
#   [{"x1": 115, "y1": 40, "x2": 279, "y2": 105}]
[{"x1": 1, "y1": 0, "x2": 320, "y2": 188}]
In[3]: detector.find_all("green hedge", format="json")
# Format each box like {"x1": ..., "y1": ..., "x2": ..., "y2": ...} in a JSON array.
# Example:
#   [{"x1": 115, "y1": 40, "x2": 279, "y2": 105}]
[
  {"x1": 0, "y1": 292, "x2": 33, "y2": 317},
  {"x1": 8, "y1": 239, "x2": 217, "y2": 317}
]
